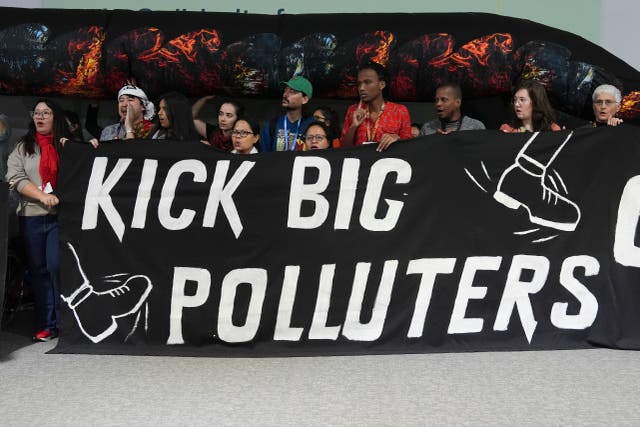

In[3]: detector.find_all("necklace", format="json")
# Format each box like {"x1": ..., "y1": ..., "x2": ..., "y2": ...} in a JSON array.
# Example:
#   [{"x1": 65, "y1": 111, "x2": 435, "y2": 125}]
[
  {"x1": 366, "y1": 102, "x2": 385, "y2": 142},
  {"x1": 441, "y1": 117, "x2": 462, "y2": 132}
]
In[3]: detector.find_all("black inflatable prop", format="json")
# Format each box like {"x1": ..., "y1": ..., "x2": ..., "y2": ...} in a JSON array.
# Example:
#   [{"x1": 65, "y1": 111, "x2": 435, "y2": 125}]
[{"x1": 0, "y1": 8, "x2": 638, "y2": 122}]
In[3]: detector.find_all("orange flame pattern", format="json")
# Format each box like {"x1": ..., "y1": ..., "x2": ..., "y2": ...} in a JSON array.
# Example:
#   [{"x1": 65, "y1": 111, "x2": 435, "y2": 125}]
[
  {"x1": 5, "y1": 21, "x2": 637, "y2": 121},
  {"x1": 427, "y1": 34, "x2": 455, "y2": 68},
  {"x1": 135, "y1": 27, "x2": 165, "y2": 61},
  {"x1": 619, "y1": 91, "x2": 640, "y2": 120},
  {"x1": 138, "y1": 29, "x2": 220, "y2": 65},
  {"x1": 391, "y1": 70, "x2": 416, "y2": 99},
  {"x1": 449, "y1": 33, "x2": 513, "y2": 69},
  {"x1": 521, "y1": 65, "x2": 556, "y2": 86},
  {"x1": 355, "y1": 31, "x2": 395, "y2": 65},
  {"x1": 49, "y1": 26, "x2": 106, "y2": 97}
]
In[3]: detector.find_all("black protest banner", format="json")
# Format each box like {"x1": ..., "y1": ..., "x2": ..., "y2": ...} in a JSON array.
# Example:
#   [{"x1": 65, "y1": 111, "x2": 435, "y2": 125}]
[
  {"x1": 0, "y1": 182, "x2": 7, "y2": 324},
  {"x1": 52, "y1": 127, "x2": 640, "y2": 356}
]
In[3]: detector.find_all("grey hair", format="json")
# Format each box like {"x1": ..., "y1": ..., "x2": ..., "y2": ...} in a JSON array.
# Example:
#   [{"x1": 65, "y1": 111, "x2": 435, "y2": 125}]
[{"x1": 592, "y1": 84, "x2": 622, "y2": 103}]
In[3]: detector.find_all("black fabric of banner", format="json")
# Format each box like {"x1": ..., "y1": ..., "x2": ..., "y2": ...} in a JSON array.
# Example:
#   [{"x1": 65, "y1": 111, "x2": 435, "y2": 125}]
[
  {"x1": 51, "y1": 127, "x2": 640, "y2": 356},
  {"x1": 0, "y1": 182, "x2": 7, "y2": 326}
]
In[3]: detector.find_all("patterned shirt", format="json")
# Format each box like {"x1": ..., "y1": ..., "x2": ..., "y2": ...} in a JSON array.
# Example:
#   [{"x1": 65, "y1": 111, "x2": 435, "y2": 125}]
[
  {"x1": 259, "y1": 115, "x2": 314, "y2": 152},
  {"x1": 100, "y1": 119, "x2": 154, "y2": 141},
  {"x1": 420, "y1": 116, "x2": 486, "y2": 135},
  {"x1": 341, "y1": 101, "x2": 412, "y2": 146}
]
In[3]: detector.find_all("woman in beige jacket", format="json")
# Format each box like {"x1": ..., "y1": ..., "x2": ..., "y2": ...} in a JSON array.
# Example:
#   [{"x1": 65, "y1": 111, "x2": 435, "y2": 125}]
[{"x1": 6, "y1": 99, "x2": 67, "y2": 341}]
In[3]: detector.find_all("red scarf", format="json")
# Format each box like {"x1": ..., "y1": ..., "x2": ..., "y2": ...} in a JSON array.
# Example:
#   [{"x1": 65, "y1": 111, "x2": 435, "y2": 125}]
[{"x1": 35, "y1": 132, "x2": 59, "y2": 190}]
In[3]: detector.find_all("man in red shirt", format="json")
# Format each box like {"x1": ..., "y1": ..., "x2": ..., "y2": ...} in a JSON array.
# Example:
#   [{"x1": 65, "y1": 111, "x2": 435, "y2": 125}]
[{"x1": 341, "y1": 61, "x2": 412, "y2": 151}]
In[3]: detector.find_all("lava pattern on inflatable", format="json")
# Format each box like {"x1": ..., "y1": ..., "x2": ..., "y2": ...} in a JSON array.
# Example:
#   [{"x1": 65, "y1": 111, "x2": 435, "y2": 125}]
[{"x1": 0, "y1": 14, "x2": 638, "y2": 122}]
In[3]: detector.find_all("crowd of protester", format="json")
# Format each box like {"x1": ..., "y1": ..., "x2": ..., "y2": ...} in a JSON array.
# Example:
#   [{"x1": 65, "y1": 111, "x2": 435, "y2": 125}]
[{"x1": 0, "y1": 57, "x2": 629, "y2": 342}]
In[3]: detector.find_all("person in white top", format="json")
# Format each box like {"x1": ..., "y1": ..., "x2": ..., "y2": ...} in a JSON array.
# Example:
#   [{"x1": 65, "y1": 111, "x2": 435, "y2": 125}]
[{"x1": 231, "y1": 118, "x2": 260, "y2": 154}]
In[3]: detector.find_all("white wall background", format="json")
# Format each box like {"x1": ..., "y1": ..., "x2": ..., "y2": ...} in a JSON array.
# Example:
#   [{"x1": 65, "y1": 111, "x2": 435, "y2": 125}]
[{"x1": 600, "y1": 0, "x2": 640, "y2": 71}]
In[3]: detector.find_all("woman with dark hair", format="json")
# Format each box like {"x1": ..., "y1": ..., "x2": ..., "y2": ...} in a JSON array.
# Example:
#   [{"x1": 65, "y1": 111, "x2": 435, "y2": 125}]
[
  {"x1": 192, "y1": 95, "x2": 245, "y2": 151},
  {"x1": 312, "y1": 105, "x2": 341, "y2": 148},
  {"x1": 303, "y1": 121, "x2": 332, "y2": 150},
  {"x1": 500, "y1": 80, "x2": 561, "y2": 133},
  {"x1": 5, "y1": 99, "x2": 66, "y2": 341},
  {"x1": 152, "y1": 92, "x2": 199, "y2": 140},
  {"x1": 231, "y1": 118, "x2": 260, "y2": 155}
]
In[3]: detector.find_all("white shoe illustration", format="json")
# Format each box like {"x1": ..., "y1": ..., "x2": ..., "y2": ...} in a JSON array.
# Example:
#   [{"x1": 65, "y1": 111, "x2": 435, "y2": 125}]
[
  {"x1": 493, "y1": 131, "x2": 580, "y2": 232},
  {"x1": 61, "y1": 243, "x2": 153, "y2": 343}
]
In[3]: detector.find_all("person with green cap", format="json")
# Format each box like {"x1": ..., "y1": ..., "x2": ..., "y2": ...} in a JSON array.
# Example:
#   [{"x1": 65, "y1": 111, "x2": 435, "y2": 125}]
[{"x1": 259, "y1": 76, "x2": 315, "y2": 152}]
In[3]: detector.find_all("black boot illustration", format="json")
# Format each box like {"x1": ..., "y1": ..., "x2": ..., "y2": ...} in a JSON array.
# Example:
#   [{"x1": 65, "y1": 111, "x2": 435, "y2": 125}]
[
  {"x1": 493, "y1": 131, "x2": 580, "y2": 231},
  {"x1": 61, "y1": 243, "x2": 153, "y2": 343}
]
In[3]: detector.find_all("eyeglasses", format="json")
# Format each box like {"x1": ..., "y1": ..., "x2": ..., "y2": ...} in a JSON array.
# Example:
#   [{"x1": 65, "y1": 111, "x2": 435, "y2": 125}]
[
  {"x1": 593, "y1": 99, "x2": 618, "y2": 106},
  {"x1": 313, "y1": 115, "x2": 327, "y2": 122},
  {"x1": 304, "y1": 134, "x2": 327, "y2": 142},
  {"x1": 30, "y1": 110, "x2": 53, "y2": 118},
  {"x1": 512, "y1": 97, "x2": 531, "y2": 105},
  {"x1": 231, "y1": 130, "x2": 254, "y2": 138}
]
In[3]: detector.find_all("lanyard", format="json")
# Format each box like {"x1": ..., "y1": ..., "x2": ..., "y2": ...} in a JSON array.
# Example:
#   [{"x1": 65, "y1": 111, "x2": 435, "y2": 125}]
[
  {"x1": 283, "y1": 117, "x2": 302, "y2": 151},
  {"x1": 365, "y1": 102, "x2": 385, "y2": 142}
]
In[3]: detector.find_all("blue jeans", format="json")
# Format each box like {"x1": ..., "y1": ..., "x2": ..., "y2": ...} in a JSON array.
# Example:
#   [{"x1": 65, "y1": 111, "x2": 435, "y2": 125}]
[{"x1": 20, "y1": 215, "x2": 60, "y2": 332}]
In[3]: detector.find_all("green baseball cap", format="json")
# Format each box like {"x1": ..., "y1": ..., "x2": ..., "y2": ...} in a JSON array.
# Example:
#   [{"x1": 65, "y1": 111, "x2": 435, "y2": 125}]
[{"x1": 281, "y1": 76, "x2": 313, "y2": 98}]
